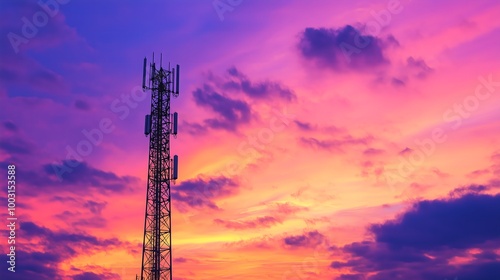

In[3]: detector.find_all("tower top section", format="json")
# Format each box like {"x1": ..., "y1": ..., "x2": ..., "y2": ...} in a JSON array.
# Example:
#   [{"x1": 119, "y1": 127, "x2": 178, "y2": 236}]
[{"x1": 142, "y1": 54, "x2": 180, "y2": 97}]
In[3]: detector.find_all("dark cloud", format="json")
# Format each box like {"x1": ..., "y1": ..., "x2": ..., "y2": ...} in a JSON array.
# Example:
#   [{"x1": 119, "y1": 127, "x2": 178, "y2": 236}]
[
  {"x1": 20, "y1": 160, "x2": 138, "y2": 196},
  {"x1": 294, "y1": 120, "x2": 344, "y2": 134},
  {"x1": 0, "y1": 251, "x2": 61, "y2": 280},
  {"x1": 371, "y1": 193, "x2": 500, "y2": 250},
  {"x1": 0, "y1": 221, "x2": 126, "y2": 279},
  {"x1": 3, "y1": 121, "x2": 18, "y2": 132},
  {"x1": 50, "y1": 196, "x2": 78, "y2": 202},
  {"x1": 172, "y1": 176, "x2": 238, "y2": 211},
  {"x1": 83, "y1": 200, "x2": 107, "y2": 214},
  {"x1": 406, "y1": 57, "x2": 433, "y2": 79},
  {"x1": 174, "y1": 257, "x2": 190, "y2": 263},
  {"x1": 193, "y1": 85, "x2": 252, "y2": 131},
  {"x1": 294, "y1": 120, "x2": 314, "y2": 131},
  {"x1": 337, "y1": 274, "x2": 366, "y2": 280},
  {"x1": 300, "y1": 135, "x2": 372, "y2": 152},
  {"x1": 384, "y1": 35, "x2": 400, "y2": 48},
  {"x1": 21, "y1": 221, "x2": 122, "y2": 248},
  {"x1": 298, "y1": 25, "x2": 390, "y2": 71},
  {"x1": 74, "y1": 99, "x2": 91, "y2": 111},
  {"x1": 189, "y1": 67, "x2": 295, "y2": 133},
  {"x1": 331, "y1": 192, "x2": 500, "y2": 279},
  {"x1": 364, "y1": 262, "x2": 500, "y2": 280},
  {"x1": 283, "y1": 230, "x2": 327, "y2": 248},
  {"x1": 0, "y1": 137, "x2": 34, "y2": 154},
  {"x1": 45, "y1": 160, "x2": 136, "y2": 190},
  {"x1": 223, "y1": 67, "x2": 296, "y2": 101},
  {"x1": 374, "y1": 56, "x2": 433, "y2": 88},
  {"x1": 448, "y1": 184, "x2": 489, "y2": 198}
]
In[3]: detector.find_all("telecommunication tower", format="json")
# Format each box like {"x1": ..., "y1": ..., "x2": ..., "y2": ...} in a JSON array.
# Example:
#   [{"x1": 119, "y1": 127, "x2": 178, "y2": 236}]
[{"x1": 140, "y1": 54, "x2": 180, "y2": 280}]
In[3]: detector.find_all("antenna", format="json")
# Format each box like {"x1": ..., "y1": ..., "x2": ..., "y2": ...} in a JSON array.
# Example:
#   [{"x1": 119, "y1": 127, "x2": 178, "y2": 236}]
[
  {"x1": 175, "y1": 64, "x2": 180, "y2": 95},
  {"x1": 144, "y1": 114, "x2": 151, "y2": 136},
  {"x1": 169, "y1": 62, "x2": 172, "y2": 93},
  {"x1": 173, "y1": 155, "x2": 178, "y2": 180},
  {"x1": 142, "y1": 57, "x2": 147, "y2": 90},
  {"x1": 151, "y1": 53, "x2": 156, "y2": 80},
  {"x1": 172, "y1": 112, "x2": 178, "y2": 135}
]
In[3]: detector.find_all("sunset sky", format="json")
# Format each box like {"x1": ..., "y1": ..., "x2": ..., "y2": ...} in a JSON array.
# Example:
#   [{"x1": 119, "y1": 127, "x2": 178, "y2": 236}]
[{"x1": 1, "y1": 0, "x2": 500, "y2": 279}]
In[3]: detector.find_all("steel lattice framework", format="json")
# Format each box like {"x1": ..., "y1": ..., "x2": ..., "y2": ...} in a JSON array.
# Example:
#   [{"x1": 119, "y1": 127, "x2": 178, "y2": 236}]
[{"x1": 140, "y1": 56, "x2": 179, "y2": 280}]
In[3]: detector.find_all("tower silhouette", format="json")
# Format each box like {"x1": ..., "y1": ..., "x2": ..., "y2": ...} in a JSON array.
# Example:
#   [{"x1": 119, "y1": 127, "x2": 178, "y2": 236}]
[{"x1": 140, "y1": 54, "x2": 179, "y2": 280}]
